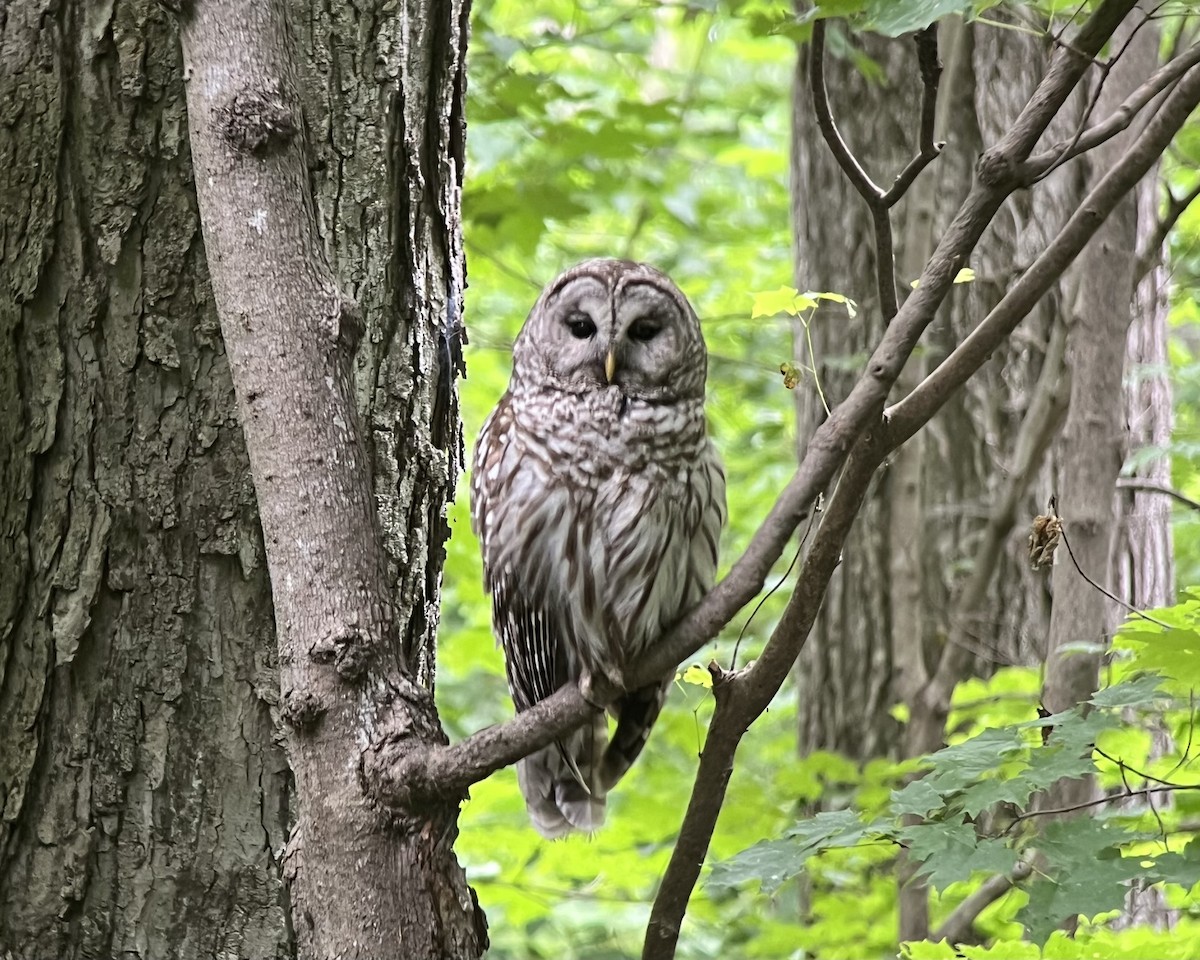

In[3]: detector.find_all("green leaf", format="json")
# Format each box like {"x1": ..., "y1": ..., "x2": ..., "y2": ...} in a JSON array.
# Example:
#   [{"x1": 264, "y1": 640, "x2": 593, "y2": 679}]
[
  {"x1": 1017, "y1": 818, "x2": 1147, "y2": 944},
  {"x1": 1090, "y1": 674, "x2": 1164, "y2": 708},
  {"x1": 910, "y1": 266, "x2": 976, "y2": 288},
  {"x1": 679, "y1": 663, "x2": 713, "y2": 689},
  {"x1": 706, "y1": 838, "x2": 803, "y2": 894},
  {"x1": 798, "y1": 289, "x2": 859, "y2": 317},
  {"x1": 890, "y1": 779, "x2": 944, "y2": 818},
  {"x1": 863, "y1": 0, "x2": 978, "y2": 38},
  {"x1": 751, "y1": 285, "x2": 816, "y2": 318},
  {"x1": 900, "y1": 941, "x2": 960, "y2": 960},
  {"x1": 709, "y1": 809, "x2": 883, "y2": 894},
  {"x1": 898, "y1": 820, "x2": 1019, "y2": 890}
]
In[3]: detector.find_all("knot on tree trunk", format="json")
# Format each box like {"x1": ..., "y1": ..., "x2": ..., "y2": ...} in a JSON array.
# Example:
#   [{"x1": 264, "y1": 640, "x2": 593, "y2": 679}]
[
  {"x1": 219, "y1": 87, "x2": 296, "y2": 155},
  {"x1": 308, "y1": 627, "x2": 370, "y2": 679},
  {"x1": 976, "y1": 147, "x2": 1022, "y2": 189},
  {"x1": 360, "y1": 681, "x2": 463, "y2": 816},
  {"x1": 282, "y1": 688, "x2": 327, "y2": 729}
]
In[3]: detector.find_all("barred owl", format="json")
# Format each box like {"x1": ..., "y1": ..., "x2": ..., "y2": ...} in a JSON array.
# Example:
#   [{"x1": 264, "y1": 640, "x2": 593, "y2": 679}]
[{"x1": 470, "y1": 259, "x2": 726, "y2": 838}]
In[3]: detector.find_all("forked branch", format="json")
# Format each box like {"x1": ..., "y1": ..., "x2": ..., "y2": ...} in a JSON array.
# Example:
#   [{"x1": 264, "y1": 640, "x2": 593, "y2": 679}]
[
  {"x1": 809, "y1": 20, "x2": 944, "y2": 319},
  {"x1": 368, "y1": 0, "x2": 1142, "y2": 821}
]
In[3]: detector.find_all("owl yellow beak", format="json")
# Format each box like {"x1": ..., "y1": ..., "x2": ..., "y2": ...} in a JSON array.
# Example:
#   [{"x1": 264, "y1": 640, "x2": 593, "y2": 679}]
[{"x1": 604, "y1": 350, "x2": 617, "y2": 384}]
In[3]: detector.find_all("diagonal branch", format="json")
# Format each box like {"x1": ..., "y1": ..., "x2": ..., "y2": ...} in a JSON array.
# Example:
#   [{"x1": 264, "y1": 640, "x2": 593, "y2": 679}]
[
  {"x1": 1117, "y1": 477, "x2": 1200, "y2": 513},
  {"x1": 644, "y1": 438, "x2": 885, "y2": 960},
  {"x1": 1022, "y1": 41, "x2": 1200, "y2": 180},
  {"x1": 364, "y1": 0, "x2": 1141, "y2": 822},
  {"x1": 887, "y1": 57, "x2": 1200, "y2": 445}
]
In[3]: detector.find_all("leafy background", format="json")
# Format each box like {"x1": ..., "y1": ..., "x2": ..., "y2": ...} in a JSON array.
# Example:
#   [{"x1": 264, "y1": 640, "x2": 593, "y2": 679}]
[{"x1": 433, "y1": 2, "x2": 1200, "y2": 957}]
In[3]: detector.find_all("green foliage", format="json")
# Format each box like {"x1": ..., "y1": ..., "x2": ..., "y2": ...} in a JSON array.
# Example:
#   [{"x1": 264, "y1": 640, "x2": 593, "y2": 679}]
[
  {"x1": 713, "y1": 611, "x2": 1200, "y2": 952},
  {"x1": 438, "y1": 2, "x2": 1200, "y2": 957}
]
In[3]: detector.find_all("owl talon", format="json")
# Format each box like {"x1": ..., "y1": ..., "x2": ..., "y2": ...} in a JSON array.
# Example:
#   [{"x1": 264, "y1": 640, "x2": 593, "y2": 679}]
[{"x1": 578, "y1": 671, "x2": 607, "y2": 709}]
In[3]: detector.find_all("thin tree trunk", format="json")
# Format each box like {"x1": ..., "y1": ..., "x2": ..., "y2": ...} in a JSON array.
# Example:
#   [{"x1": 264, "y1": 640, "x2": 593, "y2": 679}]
[
  {"x1": 180, "y1": 0, "x2": 483, "y2": 957},
  {"x1": 1041, "y1": 9, "x2": 1161, "y2": 784}
]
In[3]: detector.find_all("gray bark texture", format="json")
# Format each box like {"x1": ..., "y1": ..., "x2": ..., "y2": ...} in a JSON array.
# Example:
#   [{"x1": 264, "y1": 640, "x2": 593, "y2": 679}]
[
  {"x1": 1, "y1": 0, "x2": 481, "y2": 957},
  {"x1": 0, "y1": 2, "x2": 291, "y2": 957},
  {"x1": 790, "y1": 20, "x2": 1073, "y2": 765}
]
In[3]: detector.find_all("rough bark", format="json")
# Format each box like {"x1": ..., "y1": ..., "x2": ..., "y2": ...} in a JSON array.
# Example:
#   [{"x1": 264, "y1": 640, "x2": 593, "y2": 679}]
[
  {"x1": 790, "y1": 22, "x2": 1069, "y2": 767},
  {"x1": 1, "y1": 0, "x2": 480, "y2": 957},
  {"x1": 1042, "y1": 10, "x2": 1160, "y2": 776},
  {"x1": 180, "y1": 0, "x2": 483, "y2": 958},
  {"x1": 0, "y1": 3, "x2": 291, "y2": 957},
  {"x1": 1039, "y1": 17, "x2": 1174, "y2": 933}
]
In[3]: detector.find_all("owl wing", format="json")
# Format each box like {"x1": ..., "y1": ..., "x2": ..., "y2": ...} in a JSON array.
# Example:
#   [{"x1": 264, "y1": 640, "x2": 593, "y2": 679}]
[
  {"x1": 471, "y1": 393, "x2": 563, "y2": 710},
  {"x1": 471, "y1": 393, "x2": 608, "y2": 835}
]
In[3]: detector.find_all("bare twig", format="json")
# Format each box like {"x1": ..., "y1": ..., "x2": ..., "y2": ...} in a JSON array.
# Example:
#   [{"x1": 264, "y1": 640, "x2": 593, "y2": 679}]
[
  {"x1": 1117, "y1": 476, "x2": 1200, "y2": 513},
  {"x1": 1058, "y1": 522, "x2": 1174, "y2": 628},
  {"x1": 1133, "y1": 179, "x2": 1200, "y2": 283},
  {"x1": 1094, "y1": 747, "x2": 1184, "y2": 788},
  {"x1": 906, "y1": 320, "x2": 1069, "y2": 754},
  {"x1": 1009, "y1": 785, "x2": 1200, "y2": 828},
  {"x1": 809, "y1": 21, "x2": 885, "y2": 204},
  {"x1": 638, "y1": 5, "x2": 1153, "y2": 955}
]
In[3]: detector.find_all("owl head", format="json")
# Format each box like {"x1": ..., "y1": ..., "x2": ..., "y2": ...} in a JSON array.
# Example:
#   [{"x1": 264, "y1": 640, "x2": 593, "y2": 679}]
[{"x1": 510, "y1": 259, "x2": 708, "y2": 402}]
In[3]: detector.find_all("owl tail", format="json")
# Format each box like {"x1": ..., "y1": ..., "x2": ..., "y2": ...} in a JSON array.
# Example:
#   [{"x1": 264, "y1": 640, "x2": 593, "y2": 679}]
[
  {"x1": 599, "y1": 679, "x2": 671, "y2": 791},
  {"x1": 517, "y1": 713, "x2": 608, "y2": 838}
]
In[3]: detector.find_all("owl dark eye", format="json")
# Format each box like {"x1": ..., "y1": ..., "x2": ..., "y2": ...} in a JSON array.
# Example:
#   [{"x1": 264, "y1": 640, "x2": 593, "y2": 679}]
[
  {"x1": 565, "y1": 312, "x2": 597, "y2": 339},
  {"x1": 628, "y1": 317, "x2": 662, "y2": 343}
]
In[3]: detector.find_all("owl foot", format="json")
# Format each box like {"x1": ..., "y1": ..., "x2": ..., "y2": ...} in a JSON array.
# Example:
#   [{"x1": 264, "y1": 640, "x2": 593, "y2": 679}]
[{"x1": 578, "y1": 667, "x2": 624, "y2": 709}]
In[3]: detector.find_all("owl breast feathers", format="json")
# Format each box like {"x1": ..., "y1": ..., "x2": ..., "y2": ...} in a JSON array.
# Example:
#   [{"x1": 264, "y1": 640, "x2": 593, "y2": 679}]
[{"x1": 470, "y1": 258, "x2": 726, "y2": 838}]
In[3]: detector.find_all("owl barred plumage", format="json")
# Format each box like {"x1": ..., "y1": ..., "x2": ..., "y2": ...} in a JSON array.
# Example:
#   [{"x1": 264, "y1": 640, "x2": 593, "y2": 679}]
[{"x1": 470, "y1": 259, "x2": 726, "y2": 838}]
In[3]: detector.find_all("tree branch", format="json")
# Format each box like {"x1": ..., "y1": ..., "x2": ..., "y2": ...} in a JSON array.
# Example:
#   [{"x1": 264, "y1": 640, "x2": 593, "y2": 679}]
[
  {"x1": 1023, "y1": 41, "x2": 1200, "y2": 180},
  {"x1": 1133, "y1": 178, "x2": 1200, "y2": 283},
  {"x1": 809, "y1": 21, "x2": 944, "y2": 321},
  {"x1": 931, "y1": 860, "x2": 1033, "y2": 945},
  {"x1": 1117, "y1": 477, "x2": 1200, "y2": 513},
  {"x1": 644, "y1": 438, "x2": 885, "y2": 960},
  {"x1": 887, "y1": 57, "x2": 1200, "y2": 446},
  {"x1": 883, "y1": 25, "x2": 945, "y2": 207},
  {"x1": 809, "y1": 21, "x2": 886, "y2": 204},
  {"x1": 365, "y1": 0, "x2": 1140, "y2": 818}
]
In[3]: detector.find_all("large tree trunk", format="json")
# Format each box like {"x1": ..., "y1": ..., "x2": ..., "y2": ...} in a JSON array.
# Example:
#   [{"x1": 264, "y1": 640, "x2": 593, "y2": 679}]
[
  {"x1": 0, "y1": 0, "x2": 480, "y2": 956},
  {"x1": 0, "y1": 4, "x2": 291, "y2": 956}
]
